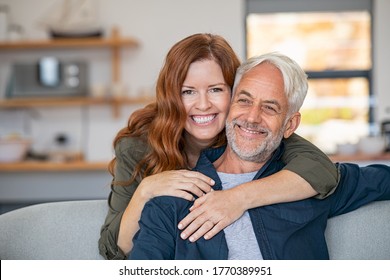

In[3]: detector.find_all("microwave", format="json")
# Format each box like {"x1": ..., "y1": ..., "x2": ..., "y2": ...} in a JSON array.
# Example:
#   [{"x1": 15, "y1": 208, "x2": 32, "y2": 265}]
[{"x1": 7, "y1": 57, "x2": 88, "y2": 98}]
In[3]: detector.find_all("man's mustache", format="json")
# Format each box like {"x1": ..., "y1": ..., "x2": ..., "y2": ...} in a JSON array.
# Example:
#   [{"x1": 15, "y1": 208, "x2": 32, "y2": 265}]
[{"x1": 230, "y1": 119, "x2": 270, "y2": 135}]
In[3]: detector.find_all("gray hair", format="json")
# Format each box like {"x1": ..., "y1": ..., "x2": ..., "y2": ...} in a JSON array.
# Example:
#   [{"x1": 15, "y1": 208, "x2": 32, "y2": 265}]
[{"x1": 232, "y1": 52, "x2": 308, "y2": 116}]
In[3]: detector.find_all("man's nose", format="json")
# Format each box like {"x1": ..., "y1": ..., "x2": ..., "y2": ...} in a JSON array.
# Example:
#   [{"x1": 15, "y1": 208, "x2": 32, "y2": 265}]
[{"x1": 246, "y1": 105, "x2": 262, "y2": 123}]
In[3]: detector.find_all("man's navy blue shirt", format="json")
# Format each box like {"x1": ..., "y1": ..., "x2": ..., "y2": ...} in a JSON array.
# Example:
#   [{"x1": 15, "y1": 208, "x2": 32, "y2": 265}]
[{"x1": 129, "y1": 145, "x2": 390, "y2": 259}]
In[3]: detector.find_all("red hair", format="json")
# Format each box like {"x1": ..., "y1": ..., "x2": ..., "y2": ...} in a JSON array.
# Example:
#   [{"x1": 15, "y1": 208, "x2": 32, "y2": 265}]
[{"x1": 109, "y1": 33, "x2": 240, "y2": 183}]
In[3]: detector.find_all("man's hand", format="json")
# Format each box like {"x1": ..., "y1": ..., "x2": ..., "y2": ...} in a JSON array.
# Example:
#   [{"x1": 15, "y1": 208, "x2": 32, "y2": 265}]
[{"x1": 178, "y1": 189, "x2": 246, "y2": 242}]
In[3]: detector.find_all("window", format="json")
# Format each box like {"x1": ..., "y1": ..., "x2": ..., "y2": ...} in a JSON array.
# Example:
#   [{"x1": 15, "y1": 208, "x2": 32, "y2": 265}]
[{"x1": 246, "y1": 0, "x2": 372, "y2": 154}]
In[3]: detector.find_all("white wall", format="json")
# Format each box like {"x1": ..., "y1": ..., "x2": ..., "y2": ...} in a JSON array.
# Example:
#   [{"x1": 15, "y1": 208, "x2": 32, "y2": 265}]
[{"x1": 374, "y1": 0, "x2": 390, "y2": 123}]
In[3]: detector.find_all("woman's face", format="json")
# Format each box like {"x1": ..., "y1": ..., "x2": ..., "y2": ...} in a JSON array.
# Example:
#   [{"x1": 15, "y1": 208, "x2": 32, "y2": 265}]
[{"x1": 181, "y1": 59, "x2": 231, "y2": 146}]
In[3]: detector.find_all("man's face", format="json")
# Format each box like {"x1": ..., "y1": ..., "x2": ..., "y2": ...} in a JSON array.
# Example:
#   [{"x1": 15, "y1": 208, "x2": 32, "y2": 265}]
[{"x1": 226, "y1": 62, "x2": 298, "y2": 163}]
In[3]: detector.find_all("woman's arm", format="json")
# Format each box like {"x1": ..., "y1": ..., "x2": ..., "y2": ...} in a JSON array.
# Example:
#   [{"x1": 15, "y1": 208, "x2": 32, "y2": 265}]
[
  {"x1": 99, "y1": 137, "x2": 214, "y2": 259},
  {"x1": 282, "y1": 133, "x2": 339, "y2": 198},
  {"x1": 178, "y1": 133, "x2": 340, "y2": 242},
  {"x1": 98, "y1": 137, "x2": 147, "y2": 260}
]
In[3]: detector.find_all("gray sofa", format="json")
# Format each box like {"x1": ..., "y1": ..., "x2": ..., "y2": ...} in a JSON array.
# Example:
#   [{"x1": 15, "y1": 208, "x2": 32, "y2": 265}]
[{"x1": 0, "y1": 199, "x2": 389, "y2": 260}]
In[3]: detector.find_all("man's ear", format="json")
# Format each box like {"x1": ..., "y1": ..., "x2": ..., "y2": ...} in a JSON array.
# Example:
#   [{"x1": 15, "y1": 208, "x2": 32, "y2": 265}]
[{"x1": 283, "y1": 112, "x2": 301, "y2": 138}]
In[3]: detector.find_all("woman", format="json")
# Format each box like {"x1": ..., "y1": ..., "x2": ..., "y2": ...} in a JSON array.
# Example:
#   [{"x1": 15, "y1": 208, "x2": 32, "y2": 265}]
[{"x1": 99, "y1": 33, "x2": 338, "y2": 259}]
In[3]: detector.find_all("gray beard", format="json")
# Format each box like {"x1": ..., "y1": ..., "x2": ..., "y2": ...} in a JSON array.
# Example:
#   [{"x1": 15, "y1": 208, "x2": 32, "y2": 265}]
[{"x1": 225, "y1": 119, "x2": 284, "y2": 163}]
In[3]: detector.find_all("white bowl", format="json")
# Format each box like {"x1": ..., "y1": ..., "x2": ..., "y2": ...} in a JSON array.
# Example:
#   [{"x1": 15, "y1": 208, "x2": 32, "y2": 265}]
[
  {"x1": 0, "y1": 139, "x2": 32, "y2": 163},
  {"x1": 357, "y1": 136, "x2": 386, "y2": 155}
]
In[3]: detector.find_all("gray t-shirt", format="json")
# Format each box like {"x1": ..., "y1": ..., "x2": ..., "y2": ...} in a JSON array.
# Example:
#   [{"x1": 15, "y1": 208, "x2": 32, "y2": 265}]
[{"x1": 218, "y1": 171, "x2": 263, "y2": 260}]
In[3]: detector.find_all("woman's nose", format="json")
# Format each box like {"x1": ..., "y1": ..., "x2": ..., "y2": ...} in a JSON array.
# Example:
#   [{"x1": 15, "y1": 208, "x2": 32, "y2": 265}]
[{"x1": 196, "y1": 92, "x2": 212, "y2": 111}]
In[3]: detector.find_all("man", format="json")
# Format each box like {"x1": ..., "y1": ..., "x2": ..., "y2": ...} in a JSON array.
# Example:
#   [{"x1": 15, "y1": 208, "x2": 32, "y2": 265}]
[{"x1": 128, "y1": 52, "x2": 390, "y2": 260}]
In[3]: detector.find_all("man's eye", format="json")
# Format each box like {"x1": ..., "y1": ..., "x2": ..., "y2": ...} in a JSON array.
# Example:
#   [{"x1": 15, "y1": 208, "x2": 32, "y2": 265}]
[
  {"x1": 262, "y1": 105, "x2": 279, "y2": 115},
  {"x1": 237, "y1": 98, "x2": 251, "y2": 105}
]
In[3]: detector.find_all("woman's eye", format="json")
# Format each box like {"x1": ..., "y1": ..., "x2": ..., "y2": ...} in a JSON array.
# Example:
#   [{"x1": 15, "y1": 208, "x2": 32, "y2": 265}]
[
  {"x1": 181, "y1": 89, "x2": 195, "y2": 95},
  {"x1": 209, "y1": 87, "x2": 223, "y2": 93}
]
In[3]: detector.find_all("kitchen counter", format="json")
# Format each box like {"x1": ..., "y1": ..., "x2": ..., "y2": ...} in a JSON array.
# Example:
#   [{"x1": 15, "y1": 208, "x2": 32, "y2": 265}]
[
  {"x1": 0, "y1": 160, "x2": 108, "y2": 172},
  {"x1": 329, "y1": 152, "x2": 390, "y2": 165}
]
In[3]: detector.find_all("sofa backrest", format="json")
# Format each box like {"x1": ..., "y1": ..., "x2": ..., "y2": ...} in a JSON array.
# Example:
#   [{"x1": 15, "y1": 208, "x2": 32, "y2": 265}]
[
  {"x1": 0, "y1": 200, "x2": 106, "y2": 260},
  {"x1": 326, "y1": 200, "x2": 390, "y2": 259},
  {"x1": 0, "y1": 199, "x2": 389, "y2": 260}
]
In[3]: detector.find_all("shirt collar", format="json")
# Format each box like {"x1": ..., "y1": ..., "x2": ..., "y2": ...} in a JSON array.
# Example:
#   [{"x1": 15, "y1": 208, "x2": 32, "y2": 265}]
[{"x1": 193, "y1": 142, "x2": 285, "y2": 188}]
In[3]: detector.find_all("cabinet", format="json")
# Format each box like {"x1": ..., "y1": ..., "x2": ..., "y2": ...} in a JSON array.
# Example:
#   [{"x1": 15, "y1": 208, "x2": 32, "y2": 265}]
[{"x1": 0, "y1": 28, "x2": 152, "y2": 171}]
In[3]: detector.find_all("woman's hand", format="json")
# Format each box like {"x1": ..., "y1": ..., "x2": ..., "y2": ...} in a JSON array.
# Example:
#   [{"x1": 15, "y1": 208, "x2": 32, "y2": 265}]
[
  {"x1": 178, "y1": 188, "x2": 246, "y2": 242},
  {"x1": 137, "y1": 169, "x2": 215, "y2": 202}
]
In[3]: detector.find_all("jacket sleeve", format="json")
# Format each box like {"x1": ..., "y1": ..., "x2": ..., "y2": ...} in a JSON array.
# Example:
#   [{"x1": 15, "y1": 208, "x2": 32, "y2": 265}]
[
  {"x1": 128, "y1": 197, "x2": 178, "y2": 260},
  {"x1": 329, "y1": 163, "x2": 390, "y2": 217},
  {"x1": 281, "y1": 133, "x2": 340, "y2": 199},
  {"x1": 98, "y1": 137, "x2": 147, "y2": 260}
]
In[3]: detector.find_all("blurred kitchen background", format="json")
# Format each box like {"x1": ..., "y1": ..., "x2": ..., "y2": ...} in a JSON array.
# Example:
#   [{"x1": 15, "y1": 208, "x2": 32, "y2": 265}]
[{"x1": 1, "y1": 0, "x2": 390, "y2": 214}]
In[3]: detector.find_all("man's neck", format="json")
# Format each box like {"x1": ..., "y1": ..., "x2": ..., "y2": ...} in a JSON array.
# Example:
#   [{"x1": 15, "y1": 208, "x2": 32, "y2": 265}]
[{"x1": 213, "y1": 146, "x2": 266, "y2": 174}]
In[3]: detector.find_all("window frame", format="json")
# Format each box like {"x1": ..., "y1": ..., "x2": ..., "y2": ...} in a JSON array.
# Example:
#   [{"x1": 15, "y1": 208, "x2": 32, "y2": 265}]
[{"x1": 245, "y1": 0, "x2": 374, "y2": 124}]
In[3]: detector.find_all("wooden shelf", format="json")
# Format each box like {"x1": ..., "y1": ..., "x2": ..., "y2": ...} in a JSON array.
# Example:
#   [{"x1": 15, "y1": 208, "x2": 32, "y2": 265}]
[
  {"x1": 0, "y1": 26, "x2": 139, "y2": 50},
  {"x1": 0, "y1": 96, "x2": 155, "y2": 117},
  {"x1": 0, "y1": 29, "x2": 143, "y2": 171},
  {"x1": 0, "y1": 161, "x2": 109, "y2": 172},
  {"x1": 0, "y1": 96, "x2": 154, "y2": 108},
  {"x1": 0, "y1": 27, "x2": 139, "y2": 84},
  {"x1": 0, "y1": 29, "x2": 144, "y2": 115},
  {"x1": 0, "y1": 37, "x2": 139, "y2": 50}
]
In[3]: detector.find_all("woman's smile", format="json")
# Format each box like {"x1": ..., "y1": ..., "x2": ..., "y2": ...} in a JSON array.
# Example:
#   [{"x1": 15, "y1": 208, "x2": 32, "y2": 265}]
[{"x1": 191, "y1": 114, "x2": 217, "y2": 125}]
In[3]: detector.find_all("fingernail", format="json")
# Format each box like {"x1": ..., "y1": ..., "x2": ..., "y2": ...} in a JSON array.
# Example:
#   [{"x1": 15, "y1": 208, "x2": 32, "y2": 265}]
[
  {"x1": 210, "y1": 179, "x2": 215, "y2": 185},
  {"x1": 181, "y1": 232, "x2": 186, "y2": 239},
  {"x1": 178, "y1": 223, "x2": 183, "y2": 230},
  {"x1": 189, "y1": 236, "x2": 195, "y2": 242}
]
